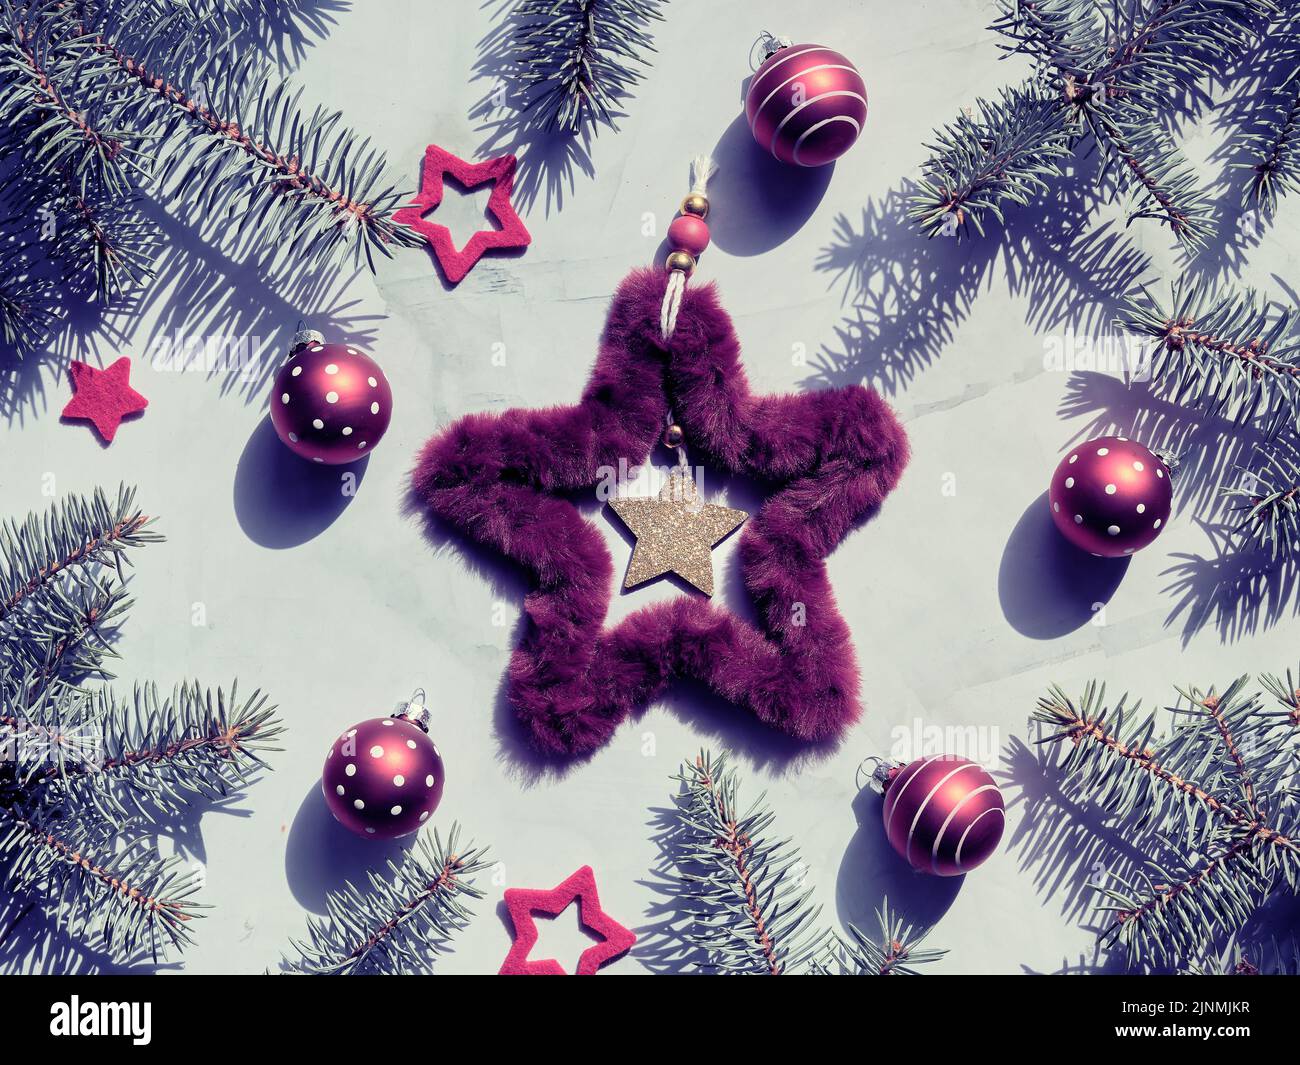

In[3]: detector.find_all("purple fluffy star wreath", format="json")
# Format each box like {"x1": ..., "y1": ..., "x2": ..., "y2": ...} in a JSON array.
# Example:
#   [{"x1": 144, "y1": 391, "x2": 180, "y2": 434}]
[{"x1": 412, "y1": 268, "x2": 909, "y2": 757}]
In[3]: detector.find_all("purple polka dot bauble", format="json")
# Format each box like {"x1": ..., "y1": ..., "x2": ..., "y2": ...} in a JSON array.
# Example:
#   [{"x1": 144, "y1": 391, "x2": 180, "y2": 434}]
[
  {"x1": 270, "y1": 339, "x2": 392, "y2": 465},
  {"x1": 1048, "y1": 436, "x2": 1172, "y2": 557},
  {"x1": 322, "y1": 715, "x2": 445, "y2": 839}
]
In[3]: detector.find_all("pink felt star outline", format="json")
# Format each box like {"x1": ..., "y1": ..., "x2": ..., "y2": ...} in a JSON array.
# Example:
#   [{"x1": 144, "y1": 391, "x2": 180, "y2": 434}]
[
  {"x1": 61, "y1": 356, "x2": 149, "y2": 443},
  {"x1": 393, "y1": 144, "x2": 531, "y2": 284},
  {"x1": 499, "y1": 865, "x2": 636, "y2": 975}
]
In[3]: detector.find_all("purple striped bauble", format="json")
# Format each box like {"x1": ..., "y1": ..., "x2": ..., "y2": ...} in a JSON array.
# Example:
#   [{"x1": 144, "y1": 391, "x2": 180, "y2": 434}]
[
  {"x1": 744, "y1": 43, "x2": 867, "y2": 166},
  {"x1": 881, "y1": 756, "x2": 1005, "y2": 876}
]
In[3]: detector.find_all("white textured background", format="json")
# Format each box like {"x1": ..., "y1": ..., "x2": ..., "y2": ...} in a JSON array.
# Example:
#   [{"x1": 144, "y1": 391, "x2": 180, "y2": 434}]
[{"x1": 2, "y1": 0, "x2": 1297, "y2": 974}]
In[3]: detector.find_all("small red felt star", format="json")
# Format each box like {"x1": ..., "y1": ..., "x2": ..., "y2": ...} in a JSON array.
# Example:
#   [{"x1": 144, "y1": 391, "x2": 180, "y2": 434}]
[
  {"x1": 61, "y1": 357, "x2": 148, "y2": 443},
  {"x1": 499, "y1": 865, "x2": 636, "y2": 975},
  {"x1": 393, "y1": 144, "x2": 531, "y2": 284}
]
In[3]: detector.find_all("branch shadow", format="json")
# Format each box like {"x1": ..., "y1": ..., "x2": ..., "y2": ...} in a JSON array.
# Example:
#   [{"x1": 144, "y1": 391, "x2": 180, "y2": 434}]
[
  {"x1": 1180, "y1": 7, "x2": 1300, "y2": 278},
  {"x1": 807, "y1": 161, "x2": 1155, "y2": 396},
  {"x1": 1161, "y1": 520, "x2": 1300, "y2": 645},
  {"x1": 0, "y1": 896, "x2": 178, "y2": 975},
  {"x1": 469, "y1": 0, "x2": 661, "y2": 216},
  {"x1": 998, "y1": 736, "x2": 1156, "y2": 950}
]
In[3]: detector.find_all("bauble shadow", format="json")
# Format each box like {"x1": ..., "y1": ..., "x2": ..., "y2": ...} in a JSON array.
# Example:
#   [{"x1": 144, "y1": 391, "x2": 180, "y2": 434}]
[
  {"x1": 835, "y1": 786, "x2": 962, "y2": 932},
  {"x1": 283, "y1": 784, "x2": 415, "y2": 913},
  {"x1": 706, "y1": 113, "x2": 834, "y2": 256},
  {"x1": 998, "y1": 492, "x2": 1130, "y2": 638},
  {"x1": 233, "y1": 416, "x2": 367, "y2": 548}
]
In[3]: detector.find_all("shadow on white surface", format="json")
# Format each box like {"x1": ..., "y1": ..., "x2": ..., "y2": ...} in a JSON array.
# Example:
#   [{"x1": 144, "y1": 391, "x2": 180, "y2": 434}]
[
  {"x1": 233, "y1": 417, "x2": 369, "y2": 548},
  {"x1": 998, "y1": 492, "x2": 1129, "y2": 639},
  {"x1": 834, "y1": 785, "x2": 962, "y2": 934},
  {"x1": 706, "y1": 113, "x2": 834, "y2": 256},
  {"x1": 283, "y1": 784, "x2": 416, "y2": 914}
]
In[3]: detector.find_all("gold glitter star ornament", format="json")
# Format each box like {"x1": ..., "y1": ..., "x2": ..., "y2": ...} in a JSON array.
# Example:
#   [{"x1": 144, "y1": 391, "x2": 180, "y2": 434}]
[{"x1": 609, "y1": 470, "x2": 747, "y2": 597}]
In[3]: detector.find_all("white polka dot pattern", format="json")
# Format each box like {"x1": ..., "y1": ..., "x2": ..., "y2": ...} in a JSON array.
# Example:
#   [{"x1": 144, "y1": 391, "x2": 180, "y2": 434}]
[{"x1": 269, "y1": 341, "x2": 394, "y2": 465}]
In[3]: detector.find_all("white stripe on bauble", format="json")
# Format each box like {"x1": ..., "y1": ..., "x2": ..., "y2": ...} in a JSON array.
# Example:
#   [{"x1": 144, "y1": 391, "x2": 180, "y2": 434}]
[
  {"x1": 883, "y1": 754, "x2": 945, "y2": 837},
  {"x1": 749, "y1": 46, "x2": 832, "y2": 94},
  {"x1": 792, "y1": 116, "x2": 862, "y2": 165},
  {"x1": 769, "y1": 91, "x2": 869, "y2": 157},
  {"x1": 905, "y1": 761, "x2": 981, "y2": 862},
  {"x1": 954, "y1": 807, "x2": 1005, "y2": 870},
  {"x1": 753, "y1": 65, "x2": 862, "y2": 125},
  {"x1": 929, "y1": 783, "x2": 1000, "y2": 874}
]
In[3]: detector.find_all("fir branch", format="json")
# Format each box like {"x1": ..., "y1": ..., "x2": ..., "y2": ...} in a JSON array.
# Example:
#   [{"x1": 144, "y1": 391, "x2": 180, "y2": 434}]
[
  {"x1": 0, "y1": 484, "x2": 157, "y2": 622},
  {"x1": 1117, "y1": 280, "x2": 1300, "y2": 422},
  {"x1": 1091, "y1": 0, "x2": 1274, "y2": 106},
  {"x1": 1226, "y1": 442, "x2": 1300, "y2": 559},
  {"x1": 282, "y1": 826, "x2": 489, "y2": 975},
  {"x1": 94, "y1": 38, "x2": 417, "y2": 270},
  {"x1": 46, "y1": 176, "x2": 157, "y2": 303},
  {"x1": 1034, "y1": 675, "x2": 1300, "y2": 968},
  {"x1": 1085, "y1": 102, "x2": 1215, "y2": 248},
  {"x1": 7, "y1": 681, "x2": 283, "y2": 821},
  {"x1": 0, "y1": 810, "x2": 199, "y2": 959},
  {"x1": 1, "y1": 571, "x2": 131, "y2": 691},
  {"x1": 917, "y1": 0, "x2": 1272, "y2": 242},
  {"x1": 0, "y1": 0, "x2": 142, "y2": 192},
  {"x1": 1259, "y1": 664, "x2": 1300, "y2": 729},
  {"x1": 0, "y1": 486, "x2": 278, "y2": 965},
  {"x1": 908, "y1": 81, "x2": 1073, "y2": 239},
  {"x1": 991, "y1": 0, "x2": 1107, "y2": 85},
  {"x1": 1099, "y1": 832, "x2": 1268, "y2": 968},
  {"x1": 1034, "y1": 681, "x2": 1294, "y2": 849},
  {"x1": 511, "y1": 0, "x2": 665, "y2": 134},
  {"x1": 1193, "y1": 937, "x2": 1300, "y2": 974},
  {"x1": 660, "y1": 751, "x2": 830, "y2": 975},
  {"x1": 815, "y1": 900, "x2": 947, "y2": 975}
]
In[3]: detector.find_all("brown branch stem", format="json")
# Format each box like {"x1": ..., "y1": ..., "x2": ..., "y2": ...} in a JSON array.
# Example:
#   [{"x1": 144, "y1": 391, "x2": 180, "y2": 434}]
[
  {"x1": 695, "y1": 755, "x2": 782, "y2": 975},
  {"x1": 88, "y1": 37, "x2": 381, "y2": 230},
  {"x1": 0, "y1": 510, "x2": 149, "y2": 620},
  {"x1": 1057, "y1": 710, "x2": 1295, "y2": 852},
  {"x1": 8, "y1": 816, "x2": 189, "y2": 925},
  {"x1": 338, "y1": 854, "x2": 465, "y2": 968}
]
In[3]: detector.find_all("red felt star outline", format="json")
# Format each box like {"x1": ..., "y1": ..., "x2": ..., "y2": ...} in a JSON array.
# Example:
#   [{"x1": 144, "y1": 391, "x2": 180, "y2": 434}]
[
  {"x1": 61, "y1": 357, "x2": 148, "y2": 443},
  {"x1": 393, "y1": 144, "x2": 531, "y2": 284},
  {"x1": 499, "y1": 865, "x2": 636, "y2": 975}
]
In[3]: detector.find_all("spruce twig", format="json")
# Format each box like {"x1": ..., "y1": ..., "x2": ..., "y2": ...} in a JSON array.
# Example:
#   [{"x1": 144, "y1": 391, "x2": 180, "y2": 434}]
[
  {"x1": 282, "y1": 826, "x2": 489, "y2": 975},
  {"x1": 510, "y1": 0, "x2": 665, "y2": 134},
  {"x1": 656, "y1": 752, "x2": 945, "y2": 975},
  {"x1": 1033, "y1": 674, "x2": 1300, "y2": 969},
  {"x1": 0, "y1": 487, "x2": 280, "y2": 964}
]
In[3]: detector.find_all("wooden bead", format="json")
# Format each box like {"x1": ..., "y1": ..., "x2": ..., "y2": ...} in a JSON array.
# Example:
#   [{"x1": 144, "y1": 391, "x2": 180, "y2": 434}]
[
  {"x1": 680, "y1": 192, "x2": 709, "y2": 218},
  {"x1": 665, "y1": 250, "x2": 696, "y2": 274},
  {"x1": 663, "y1": 424, "x2": 685, "y2": 448},
  {"x1": 668, "y1": 214, "x2": 710, "y2": 256}
]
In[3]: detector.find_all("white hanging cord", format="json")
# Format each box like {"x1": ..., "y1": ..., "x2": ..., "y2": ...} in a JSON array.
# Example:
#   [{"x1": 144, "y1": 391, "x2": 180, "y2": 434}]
[
  {"x1": 657, "y1": 153, "x2": 718, "y2": 493},
  {"x1": 660, "y1": 270, "x2": 686, "y2": 339},
  {"x1": 659, "y1": 153, "x2": 715, "y2": 341}
]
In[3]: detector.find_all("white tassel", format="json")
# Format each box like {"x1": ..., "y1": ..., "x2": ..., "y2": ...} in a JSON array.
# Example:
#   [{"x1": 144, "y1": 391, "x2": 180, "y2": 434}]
[
  {"x1": 689, "y1": 154, "x2": 716, "y2": 197},
  {"x1": 660, "y1": 155, "x2": 716, "y2": 340}
]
